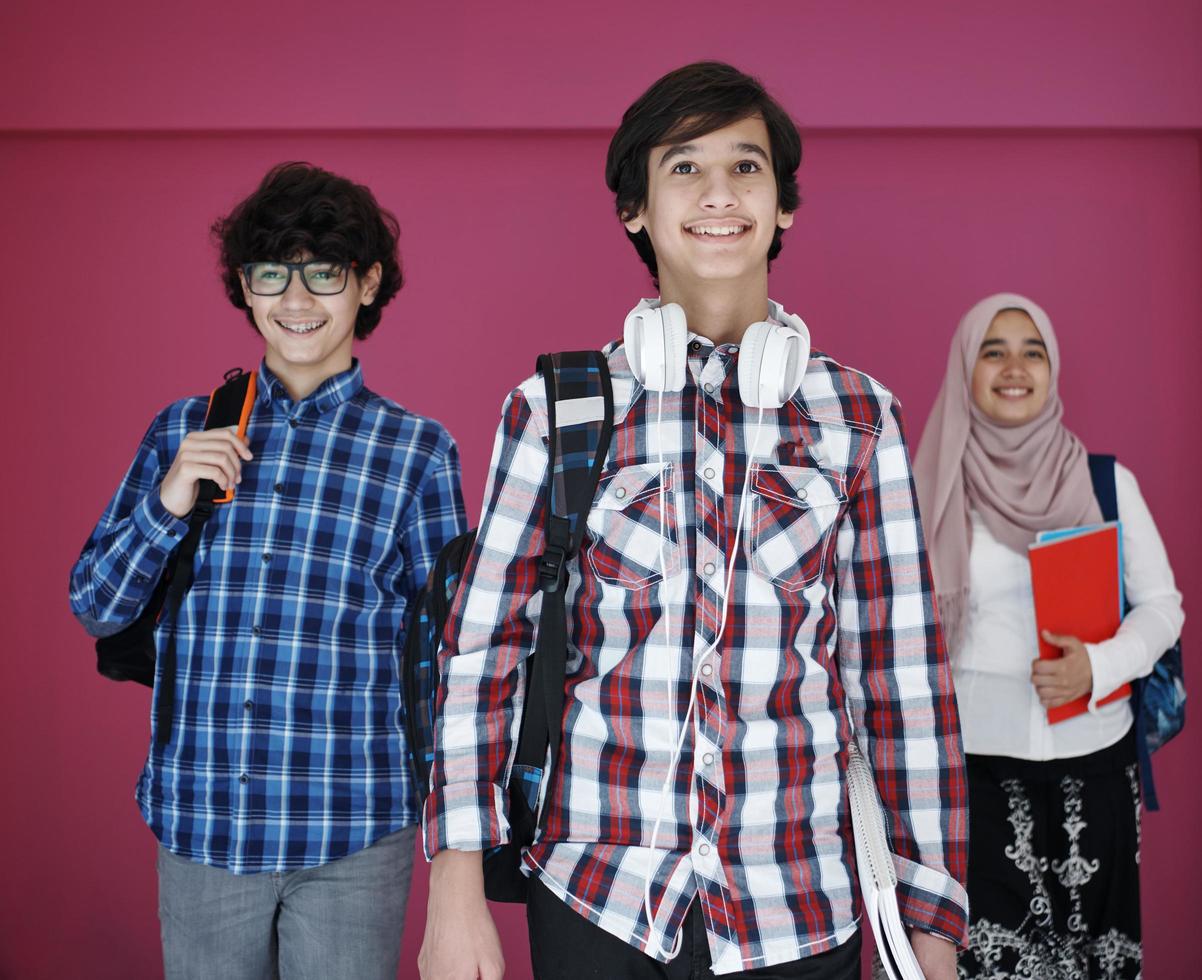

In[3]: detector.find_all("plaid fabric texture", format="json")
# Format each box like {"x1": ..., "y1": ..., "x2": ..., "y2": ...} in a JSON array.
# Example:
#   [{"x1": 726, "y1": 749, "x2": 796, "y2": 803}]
[
  {"x1": 425, "y1": 319, "x2": 968, "y2": 974},
  {"x1": 71, "y1": 360, "x2": 466, "y2": 873}
]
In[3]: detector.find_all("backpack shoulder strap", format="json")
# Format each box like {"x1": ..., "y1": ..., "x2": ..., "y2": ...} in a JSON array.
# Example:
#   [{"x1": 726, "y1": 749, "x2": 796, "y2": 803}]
[
  {"x1": 1087, "y1": 453, "x2": 1119, "y2": 524},
  {"x1": 537, "y1": 350, "x2": 615, "y2": 565},
  {"x1": 510, "y1": 351, "x2": 614, "y2": 838},
  {"x1": 155, "y1": 367, "x2": 254, "y2": 746},
  {"x1": 200, "y1": 368, "x2": 257, "y2": 505}
]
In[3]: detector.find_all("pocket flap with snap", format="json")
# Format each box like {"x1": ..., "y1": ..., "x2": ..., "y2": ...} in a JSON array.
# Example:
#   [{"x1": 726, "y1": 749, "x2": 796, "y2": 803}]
[
  {"x1": 752, "y1": 464, "x2": 847, "y2": 510},
  {"x1": 594, "y1": 463, "x2": 673, "y2": 511}
]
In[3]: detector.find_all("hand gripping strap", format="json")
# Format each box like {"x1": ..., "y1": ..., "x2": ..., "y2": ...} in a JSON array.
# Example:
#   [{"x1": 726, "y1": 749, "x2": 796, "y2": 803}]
[
  {"x1": 509, "y1": 352, "x2": 614, "y2": 846},
  {"x1": 154, "y1": 368, "x2": 255, "y2": 746}
]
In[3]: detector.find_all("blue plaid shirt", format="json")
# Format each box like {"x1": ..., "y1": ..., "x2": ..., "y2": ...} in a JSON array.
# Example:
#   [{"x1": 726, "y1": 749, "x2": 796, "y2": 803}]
[{"x1": 70, "y1": 360, "x2": 466, "y2": 873}]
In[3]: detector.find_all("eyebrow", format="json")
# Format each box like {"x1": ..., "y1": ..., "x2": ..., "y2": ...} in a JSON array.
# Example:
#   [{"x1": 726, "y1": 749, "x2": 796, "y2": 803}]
[
  {"x1": 980, "y1": 337, "x2": 1048, "y2": 349},
  {"x1": 658, "y1": 140, "x2": 772, "y2": 168}
]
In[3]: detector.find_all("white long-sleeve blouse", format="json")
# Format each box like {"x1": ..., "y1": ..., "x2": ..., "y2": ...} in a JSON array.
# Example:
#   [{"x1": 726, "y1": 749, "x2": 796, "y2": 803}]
[{"x1": 952, "y1": 463, "x2": 1184, "y2": 760}]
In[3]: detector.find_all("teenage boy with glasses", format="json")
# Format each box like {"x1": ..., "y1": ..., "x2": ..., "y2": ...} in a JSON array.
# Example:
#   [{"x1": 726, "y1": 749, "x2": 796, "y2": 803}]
[
  {"x1": 70, "y1": 162, "x2": 466, "y2": 980},
  {"x1": 420, "y1": 64, "x2": 967, "y2": 979}
]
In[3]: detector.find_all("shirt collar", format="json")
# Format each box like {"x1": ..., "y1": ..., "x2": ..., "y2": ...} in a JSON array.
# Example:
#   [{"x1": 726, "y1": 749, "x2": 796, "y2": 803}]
[{"x1": 256, "y1": 359, "x2": 364, "y2": 415}]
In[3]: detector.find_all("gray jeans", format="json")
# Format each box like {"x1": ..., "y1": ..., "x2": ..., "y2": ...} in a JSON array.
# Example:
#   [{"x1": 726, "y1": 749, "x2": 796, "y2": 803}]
[{"x1": 157, "y1": 825, "x2": 416, "y2": 980}]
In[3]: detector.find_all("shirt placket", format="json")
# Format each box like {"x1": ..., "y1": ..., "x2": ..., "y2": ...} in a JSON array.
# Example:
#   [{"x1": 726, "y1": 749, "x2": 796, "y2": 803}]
[
  {"x1": 687, "y1": 345, "x2": 738, "y2": 949},
  {"x1": 235, "y1": 389, "x2": 293, "y2": 862}
]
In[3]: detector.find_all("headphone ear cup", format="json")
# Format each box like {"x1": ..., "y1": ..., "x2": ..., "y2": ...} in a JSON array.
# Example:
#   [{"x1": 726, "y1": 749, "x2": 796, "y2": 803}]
[
  {"x1": 738, "y1": 321, "x2": 811, "y2": 408},
  {"x1": 623, "y1": 307, "x2": 650, "y2": 387},
  {"x1": 658, "y1": 304, "x2": 688, "y2": 392},
  {"x1": 624, "y1": 303, "x2": 688, "y2": 392}
]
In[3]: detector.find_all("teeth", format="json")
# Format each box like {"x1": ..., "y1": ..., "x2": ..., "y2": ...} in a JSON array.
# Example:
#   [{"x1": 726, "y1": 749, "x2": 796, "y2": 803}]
[
  {"x1": 997, "y1": 388, "x2": 1030, "y2": 396},
  {"x1": 277, "y1": 320, "x2": 324, "y2": 334},
  {"x1": 686, "y1": 224, "x2": 749, "y2": 237}
]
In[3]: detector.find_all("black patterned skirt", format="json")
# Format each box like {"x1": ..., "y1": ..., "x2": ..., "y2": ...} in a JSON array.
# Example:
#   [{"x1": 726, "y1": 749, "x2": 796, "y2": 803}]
[{"x1": 959, "y1": 729, "x2": 1142, "y2": 980}]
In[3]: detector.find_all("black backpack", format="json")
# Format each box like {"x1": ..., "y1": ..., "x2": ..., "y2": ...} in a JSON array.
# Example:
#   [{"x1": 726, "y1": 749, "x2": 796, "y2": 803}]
[
  {"x1": 402, "y1": 351, "x2": 614, "y2": 902},
  {"x1": 94, "y1": 368, "x2": 257, "y2": 747}
]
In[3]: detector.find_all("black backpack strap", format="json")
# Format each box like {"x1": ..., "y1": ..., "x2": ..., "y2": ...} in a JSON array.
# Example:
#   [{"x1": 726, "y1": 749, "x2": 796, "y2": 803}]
[
  {"x1": 154, "y1": 369, "x2": 256, "y2": 746},
  {"x1": 509, "y1": 351, "x2": 613, "y2": 844}
]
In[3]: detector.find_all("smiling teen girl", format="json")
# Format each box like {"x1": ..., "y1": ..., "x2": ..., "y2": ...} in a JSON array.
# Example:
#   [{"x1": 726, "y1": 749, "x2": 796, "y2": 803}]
[{"x1": 914, "y1": 293, "x2": 1184, "y2": 979}]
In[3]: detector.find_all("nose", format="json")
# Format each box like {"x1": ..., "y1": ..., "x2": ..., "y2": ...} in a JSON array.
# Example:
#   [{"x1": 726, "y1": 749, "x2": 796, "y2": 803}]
[
  {"x1": 1000, "y1": 355, "x2": 1029, "y2": 378},
  {"x1": 699, "y1": 169, "x2": 738, "y2": 211},
  {"x1": 278, "y1": 270, "x2": 315, "y2": 310}
]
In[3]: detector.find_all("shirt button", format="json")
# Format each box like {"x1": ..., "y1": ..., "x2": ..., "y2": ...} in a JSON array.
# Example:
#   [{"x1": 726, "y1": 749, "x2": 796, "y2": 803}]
[
  {"x1": 615, "y1": 487, "x2": 627, "y2": 499},
  {"x1": 289, "y1": 418, "x2": 300, "y2": 429},
  {"x1": 243, "y1": 700, "x2": 254, "y2": 711},
  {"x1": 700, "y1": 663, "x2": 714, "y2": 677},
  {"x1": 262, "y1": 553, "x2": 272, "y2": 563},
  {"x1": 703, "y1": 468, "x2": 715, "y2": 480},
  {"x1": 690, "y1": 341, "x2": 701, "y2": 352},
  {"x1": 704, "y1": 383, "x2": 715, "y2": 394},
  {"x1": 797, "y1": 486, "x2": 808, "y2": 500},
  {"x1": 702, "y1": 753, "x2": 715, "y2": 766},
  {"x1": 697, "y1": 843, "x2": 711, "y2": 856},
  {"x1": 166, "y1": 529, "x2": 177, "y2": 538},
  {"x1": 274, "y1": 483, "x2": 284, "y2": 494},
  {"x1": 703, "y1": 562, "x2": 716, "y2": 576},
  {"x1": 252, "y1": 625, "x2": 262, "y2": 637},
  {"x1": 239, "y1": 773, "x2": 250, "y2": 784}
]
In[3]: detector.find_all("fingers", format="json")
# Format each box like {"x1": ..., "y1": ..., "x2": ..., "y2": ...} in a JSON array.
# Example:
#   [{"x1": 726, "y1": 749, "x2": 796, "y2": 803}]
[
  {"x1": 177, "y1": 432, "x2": 252, "y2": 489},
  {"x1": 186, "y1": 427, "x2": 253, "y2": 461},
  {"x1": 1041, "y1": 629, "x2": 1084, "y2": 653}
]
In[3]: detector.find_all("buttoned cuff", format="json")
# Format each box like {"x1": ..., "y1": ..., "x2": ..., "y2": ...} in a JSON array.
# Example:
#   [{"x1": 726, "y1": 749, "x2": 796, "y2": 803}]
[
  {"x1": 125, "y1": 490, "x2": 190, "y2": 572},
  {"x1": 422, "y1": 781, "x2": 509, "y2": 860},
  {"x1": 893, "y1": 854, "x2": 970, "y2": 948}
]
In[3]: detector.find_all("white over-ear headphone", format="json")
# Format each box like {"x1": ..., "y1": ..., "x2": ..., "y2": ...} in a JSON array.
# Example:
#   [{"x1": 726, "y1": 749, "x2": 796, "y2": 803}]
[{"x1": 623, "y1": 299, "x2": 810, "y2": 408}]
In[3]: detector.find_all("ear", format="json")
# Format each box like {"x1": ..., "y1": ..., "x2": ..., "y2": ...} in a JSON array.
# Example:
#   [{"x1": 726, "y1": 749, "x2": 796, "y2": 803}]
[
  {"x1": 359, "y1": 261, "x2": 383, "y2": 306},
  {"x1": 238, "y1": 268, "x2": 254, "y2": 306},
  {"x1": 776, "y1": 208, "x2": 795, "y2": 231},
  {"x1": 623, "y1": 211, "x2": 645, "y2": 236}
]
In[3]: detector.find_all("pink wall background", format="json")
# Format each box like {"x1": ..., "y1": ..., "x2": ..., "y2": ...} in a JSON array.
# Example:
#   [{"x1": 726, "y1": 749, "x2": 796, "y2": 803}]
[{"x1": 2, "y1": 3, "x2": 1199, "y2": 978}]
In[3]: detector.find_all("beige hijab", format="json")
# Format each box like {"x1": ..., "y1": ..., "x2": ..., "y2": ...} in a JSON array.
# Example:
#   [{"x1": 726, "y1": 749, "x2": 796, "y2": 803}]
[{"x1": 914, "y1": 293, "x2": 1102, "y2": 652}]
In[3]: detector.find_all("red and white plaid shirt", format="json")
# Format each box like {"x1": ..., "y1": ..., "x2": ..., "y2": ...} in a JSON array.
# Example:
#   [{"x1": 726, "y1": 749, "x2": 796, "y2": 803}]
[{"x1": 424, "y1": 310, "x2": 968, "y2": 974}]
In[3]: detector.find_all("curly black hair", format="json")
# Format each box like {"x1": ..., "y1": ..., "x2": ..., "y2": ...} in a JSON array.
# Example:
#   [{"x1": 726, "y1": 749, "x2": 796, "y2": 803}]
[
  {"x1": 212, "y1": 162, "x2": 402, "y2": 340},
  {"x1": 604, "y1": 62, "x2": 802, "y2": 285}
]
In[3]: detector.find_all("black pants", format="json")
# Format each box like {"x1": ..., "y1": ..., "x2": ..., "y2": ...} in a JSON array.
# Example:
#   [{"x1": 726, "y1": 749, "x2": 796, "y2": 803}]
[{"x1": 526, "y1": 877, "x2": 862, "y2": 980}]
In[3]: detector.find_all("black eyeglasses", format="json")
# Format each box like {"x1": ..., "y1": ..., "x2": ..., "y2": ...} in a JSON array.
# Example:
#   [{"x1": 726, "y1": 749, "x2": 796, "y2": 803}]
[{"x1": 242, "y1": 260, "x2": 358, "y2": 296}]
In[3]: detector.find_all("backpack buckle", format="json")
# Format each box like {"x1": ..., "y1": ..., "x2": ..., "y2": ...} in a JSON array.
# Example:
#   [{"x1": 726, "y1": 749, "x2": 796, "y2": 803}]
[{"x1": 538, "y1": 544, "x2": 568, "y2": 593}]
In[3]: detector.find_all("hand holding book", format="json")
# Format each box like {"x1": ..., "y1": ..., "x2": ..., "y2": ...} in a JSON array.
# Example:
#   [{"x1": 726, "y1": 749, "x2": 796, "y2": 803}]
[{"x1": 1031, "y1": 630, "x2": 1095, "y2": 710}]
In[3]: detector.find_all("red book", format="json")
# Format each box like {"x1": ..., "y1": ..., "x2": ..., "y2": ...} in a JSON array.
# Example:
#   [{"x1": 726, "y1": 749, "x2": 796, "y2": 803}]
[{"x1": 1028, "y1": 523, "x2": 1129, "y2": 724}]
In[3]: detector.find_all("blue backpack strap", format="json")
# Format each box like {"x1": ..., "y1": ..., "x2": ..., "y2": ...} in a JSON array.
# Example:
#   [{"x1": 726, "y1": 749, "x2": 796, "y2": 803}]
[
  {"x1": 1087, "y1": 453, "x2": 1119, "y2": 523},
  {"x1": 1087, "y1": 453, "x2": 1161, "y2": 810}
]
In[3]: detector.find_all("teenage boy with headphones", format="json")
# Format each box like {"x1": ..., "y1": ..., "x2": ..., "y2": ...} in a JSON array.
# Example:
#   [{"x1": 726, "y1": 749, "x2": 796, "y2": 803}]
[
  {"x1": 70, "y1": 163, "x2": 466, "y2": 980},
  {"x1": 420, "y1": 64, "x2": 967, "y2": 980}
]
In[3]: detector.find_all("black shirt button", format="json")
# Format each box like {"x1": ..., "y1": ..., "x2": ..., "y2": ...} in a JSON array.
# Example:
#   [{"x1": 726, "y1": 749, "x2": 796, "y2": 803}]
[
  {"x1": 262, "y1": 553, "x2": 272, "y2": 563},
  {"x1": 243, "y1": 700, "x2": 254, "y2": 711},
  {"x1": 288, "y1": 418, "x2": 299, "y2": 429},
  {"x1": 252, "y1": 625, "x2": 262, "y2": 637},
  {"x1": 239, "y1": 773, "x2": 250, "y2": 784},
  {"x1": 274, "y1": 483, "x2": 284, "y2": 494},
  {"x1": 167, "y1": 529, "x2": 177, "y2": 538}
]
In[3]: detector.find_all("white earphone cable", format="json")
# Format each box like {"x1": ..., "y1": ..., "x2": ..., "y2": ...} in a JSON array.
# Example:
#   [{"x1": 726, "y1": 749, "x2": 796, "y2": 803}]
[{"x1": 641, "y1": 402, "x2": 768, "y2": 959}]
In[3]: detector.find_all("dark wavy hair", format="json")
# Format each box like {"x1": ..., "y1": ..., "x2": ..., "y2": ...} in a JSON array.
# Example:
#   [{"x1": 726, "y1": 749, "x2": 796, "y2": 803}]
[
  {"x1": 213, "y1": 162, "x2": 402, "y2": 340},
  {"x1": 604, "y1": 62, "x2": 802, "y2": 284}
]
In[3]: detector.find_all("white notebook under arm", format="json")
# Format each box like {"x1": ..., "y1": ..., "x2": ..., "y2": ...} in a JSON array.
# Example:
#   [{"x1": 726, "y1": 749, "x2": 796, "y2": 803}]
[{"x1": 845, "y1": 740, "x2": 926, "y2": 980}]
